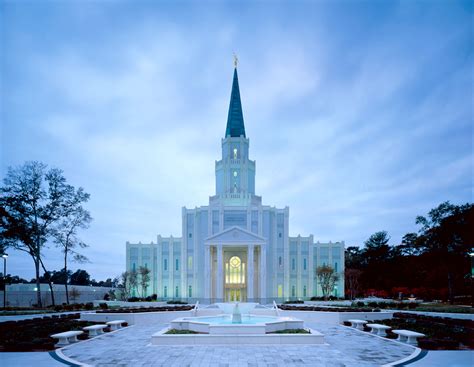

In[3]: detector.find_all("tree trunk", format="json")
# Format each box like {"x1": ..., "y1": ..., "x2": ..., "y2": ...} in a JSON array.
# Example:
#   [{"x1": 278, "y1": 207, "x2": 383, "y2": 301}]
[
  {"x1": 447, "y1": 271, "x2": 454, "y2": 305},
  {"x1": 64, "y1": 255, "x2": 69, "y2": 304},
  {"x1": 39, "y1": 258, "x2": 55, "y2": 306},
  {"x1": 34, "y1": 258, "x2": 42, "y2": 308}
]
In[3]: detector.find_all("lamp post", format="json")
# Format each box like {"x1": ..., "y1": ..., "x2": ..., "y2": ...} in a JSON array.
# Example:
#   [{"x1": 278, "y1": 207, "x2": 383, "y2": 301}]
[{"x1": 1, "y1": 253, "x2": 8, "y2": 309}]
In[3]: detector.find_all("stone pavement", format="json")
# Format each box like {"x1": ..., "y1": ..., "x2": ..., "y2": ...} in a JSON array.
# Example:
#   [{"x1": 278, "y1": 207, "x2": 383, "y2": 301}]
[{"x1": 61, "y1": 322, "x2": 415, "y2": 366}]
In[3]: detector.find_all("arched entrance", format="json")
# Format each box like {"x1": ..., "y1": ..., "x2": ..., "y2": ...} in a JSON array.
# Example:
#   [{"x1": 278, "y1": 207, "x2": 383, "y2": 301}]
[{"x1": 225, "y1": 255, "x2": 247, "y2": 301}]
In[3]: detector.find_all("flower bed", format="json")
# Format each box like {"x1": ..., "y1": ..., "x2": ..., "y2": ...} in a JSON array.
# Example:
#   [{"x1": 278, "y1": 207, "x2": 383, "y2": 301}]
[
  {"x1": 344, "y1": 312, "x2": 474, "y2": 350},
  {"x1": 0, "y1": 313, "x2": 116, "y2": 352},
  {"x1": 96, "y1": 305, "x2": 193, "y2": 313}
]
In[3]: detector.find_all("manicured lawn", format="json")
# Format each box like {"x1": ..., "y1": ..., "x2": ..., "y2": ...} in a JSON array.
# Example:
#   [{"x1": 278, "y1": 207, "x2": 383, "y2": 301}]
[
  {"x1": 270, "y1": 328, "x2": 310, "y2": 334},
  {"x1": 165, "y1": 329, "x2": 200, "y2": 334}
]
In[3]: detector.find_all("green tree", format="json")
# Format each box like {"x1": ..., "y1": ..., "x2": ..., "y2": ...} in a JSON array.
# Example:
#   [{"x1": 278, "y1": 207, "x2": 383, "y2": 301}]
[
  {"x1": 0, "y1": 162, "x2": 88, "y2": 307},
  {"x1": 70, "y1": 269, "x2": 90, "y2": 285},
  {"x1": 415, "y1": 201, "x2": 473, "y2": 303},
  {"x1": 128, "y1": 269, "x2": 138, "y2": 297},
  {"x1": 138, "y1": 266, "x2": 151, "y2": 297}
]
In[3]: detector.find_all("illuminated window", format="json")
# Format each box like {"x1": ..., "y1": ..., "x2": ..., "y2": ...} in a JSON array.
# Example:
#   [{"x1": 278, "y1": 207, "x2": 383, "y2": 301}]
[
  {"x1": 233, "y1": 148, "x2": 238, "y2": 159},
  {"x1": 233, "y1": 171, "x2": 238, "y2": 177},
  {"x1": 278, "y1": 284, "x2": 283, "y2": 297},
  {"x1": 188, "y1": 256, "x2": 193, "y2": 270},
  {"x1": 226, "y1": 256, "x2": 245, "y2": 284}
]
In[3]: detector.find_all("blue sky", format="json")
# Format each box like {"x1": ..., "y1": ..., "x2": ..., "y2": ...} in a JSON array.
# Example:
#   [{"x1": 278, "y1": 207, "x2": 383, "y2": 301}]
[{"x1": 1, "y1": 0, "x2": 472, "y2": 281}]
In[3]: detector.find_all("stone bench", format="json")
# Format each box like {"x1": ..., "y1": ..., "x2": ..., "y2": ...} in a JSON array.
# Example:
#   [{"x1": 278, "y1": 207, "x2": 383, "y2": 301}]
[
  {"x1": 366, "y1": 323, "x2": 391, "y2": 336},
  {"x1": 83, "y1": 324, "x2": 108, "y2": 336},
  {"x1": 50, "y1": 330, "x2": 83, "y2": 346},
  {"x1": 106, "y1": 320, "x2": 126, "y2": 331},
  {"x1": 347, "y1": 319, "x2": 367, "y2": 330},
  {"x1": 392, "y1": 329, "x2": 426, "y2": 346}
]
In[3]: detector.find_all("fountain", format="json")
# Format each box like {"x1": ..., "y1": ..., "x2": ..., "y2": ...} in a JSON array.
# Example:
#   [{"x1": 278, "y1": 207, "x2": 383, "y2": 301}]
[
  {"x1": 232, "y1": 303, "x2": 242, "y2": 323},
  {"x1": 152, "y1": 302, "x2": 325, "y2": 345}
]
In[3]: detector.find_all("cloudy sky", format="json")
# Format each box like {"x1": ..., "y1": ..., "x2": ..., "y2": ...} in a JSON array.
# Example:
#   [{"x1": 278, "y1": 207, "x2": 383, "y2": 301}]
[{"x1": 1, "y1": 0, "x2": 472, "y2": 281}]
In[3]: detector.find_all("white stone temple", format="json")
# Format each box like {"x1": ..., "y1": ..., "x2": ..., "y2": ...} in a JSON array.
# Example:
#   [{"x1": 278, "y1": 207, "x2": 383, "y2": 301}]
[{"x1": 126, "y1": 65, "x2": 345, "y2": 303}]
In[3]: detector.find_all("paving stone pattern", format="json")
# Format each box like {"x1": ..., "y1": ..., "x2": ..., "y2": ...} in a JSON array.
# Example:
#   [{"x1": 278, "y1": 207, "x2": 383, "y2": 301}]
[{"x1": 62, "y1": 322, "x2": 415, "y2": 367}]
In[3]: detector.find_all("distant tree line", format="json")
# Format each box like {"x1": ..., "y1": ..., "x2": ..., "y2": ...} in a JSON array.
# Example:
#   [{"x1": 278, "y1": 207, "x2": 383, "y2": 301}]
[
  {"x1": 345, "y1": 201, "x2": 473, "y2": 304},
  {"x1": 0, "y1": 161, "x2": 92, "y2": 307}
]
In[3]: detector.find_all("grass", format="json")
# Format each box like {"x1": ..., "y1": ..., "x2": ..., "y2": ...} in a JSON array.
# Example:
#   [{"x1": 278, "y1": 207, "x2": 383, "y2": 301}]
[
  {"x1": 165, "y1": 329, "x2": 201, "y2": 334},
  {"x1": 271, "y1": 329, "x2": 310, "y2": 334}
]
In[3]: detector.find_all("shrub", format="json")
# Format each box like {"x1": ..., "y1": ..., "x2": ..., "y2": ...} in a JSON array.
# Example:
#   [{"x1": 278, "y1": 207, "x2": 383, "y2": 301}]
[
  {"x1": 166, "y1": 300, "x2": 187, "y2": 305},
  {"x1": 151, "y1": 294, "x2": 158, "y2": 301},
  {"x1": 84, "y1": 302, "x2": 94, "y2": 310},
  {"x1": 367, "y1": 302, "x2": 378, "y2": 308},
  {"x1": 99, "y1": 303, "x2": 108, "y2": 310},
  {"x1": 356, "y1": 301, "x2": 365, "y2": 307},
  {"x1": 127, "y1": 297, "x2": 140, "y2": 302}
]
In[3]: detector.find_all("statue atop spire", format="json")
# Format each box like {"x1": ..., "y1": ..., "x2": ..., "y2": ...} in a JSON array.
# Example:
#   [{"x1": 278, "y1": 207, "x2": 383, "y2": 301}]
[{"x1": 233, "y1": 53, "x2": 239, "y2": 68}]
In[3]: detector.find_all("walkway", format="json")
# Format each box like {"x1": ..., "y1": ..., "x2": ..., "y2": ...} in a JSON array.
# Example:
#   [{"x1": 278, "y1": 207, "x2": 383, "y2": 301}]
[{"x1": 58, "y1": 322, "x2": 415, "y2": 366}]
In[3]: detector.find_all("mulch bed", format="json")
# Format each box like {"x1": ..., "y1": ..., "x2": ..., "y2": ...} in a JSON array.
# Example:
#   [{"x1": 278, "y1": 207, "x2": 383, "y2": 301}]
[
  {"x1": 343, "y1": 312, "x2": 474, "y2": 350},
  {"x1": 0, "y1": 313, "x2": 123, "y2": 352}
]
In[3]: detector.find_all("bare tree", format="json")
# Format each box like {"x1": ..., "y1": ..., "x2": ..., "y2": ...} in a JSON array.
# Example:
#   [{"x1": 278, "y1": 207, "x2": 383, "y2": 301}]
[
  {"x1": 345, "y1": 268, "x2": 362, "y2": 300},
  {"x1": 69, "y1": 287, "x2": 81, "y2": 302},
  {"x1": 316, "y1": 265, "x2": 339, "y2": 300},
  {"x1": 53, "y1": 202, "x2": 92, "y2": 304}
]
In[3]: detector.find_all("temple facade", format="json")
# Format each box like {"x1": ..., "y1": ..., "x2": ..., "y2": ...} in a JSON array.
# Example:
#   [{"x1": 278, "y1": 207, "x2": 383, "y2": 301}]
[{"x1": 126, "y1": 65, "x2": 345, "y2": 303}]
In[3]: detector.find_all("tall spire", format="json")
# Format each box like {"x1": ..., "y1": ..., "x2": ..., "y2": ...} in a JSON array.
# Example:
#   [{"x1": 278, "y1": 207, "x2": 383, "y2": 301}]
[{"x1": 225, "y1": 61, "x2": 246, "y2": 138}]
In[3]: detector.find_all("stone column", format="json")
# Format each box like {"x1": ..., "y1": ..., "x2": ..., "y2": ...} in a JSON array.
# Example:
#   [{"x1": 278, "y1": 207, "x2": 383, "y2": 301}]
[
  {"x1": 260, "y1": 245, "x2": 266, "y2": 303},
  {"x1": 247, "y1": 245, "x2": 254, "y2": 301},
  {"x1": 204, "y1": 245, "x2": 211, "y2": 301},
  {"x1": 217, "y1": 244, "x2": 223, "y2": 301}
]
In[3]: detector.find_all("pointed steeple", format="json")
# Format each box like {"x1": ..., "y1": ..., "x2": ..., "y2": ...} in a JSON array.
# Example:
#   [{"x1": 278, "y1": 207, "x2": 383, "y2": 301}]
[{"x1": 225, "y1": 66, "x2": 246, "y2": 138}]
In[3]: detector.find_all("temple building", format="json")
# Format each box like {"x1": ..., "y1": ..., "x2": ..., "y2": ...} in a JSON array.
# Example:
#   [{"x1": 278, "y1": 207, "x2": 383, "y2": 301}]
[{"x1": 126, "y1": 64, "x2": 345, "y2": 303}]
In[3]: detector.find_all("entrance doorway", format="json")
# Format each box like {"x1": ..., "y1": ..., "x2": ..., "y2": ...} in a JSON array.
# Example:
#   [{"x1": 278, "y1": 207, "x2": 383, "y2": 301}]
[{"x1": 224, "y1": 255, "x2": 246, "y2": 302}]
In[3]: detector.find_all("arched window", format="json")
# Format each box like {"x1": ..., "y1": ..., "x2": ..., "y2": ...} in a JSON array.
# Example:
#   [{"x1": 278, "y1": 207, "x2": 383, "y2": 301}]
[
  {"x1": 303, "y1": 285, "x2": 307, "y2": 297},
  {"x1": 292, "y1": 258, "x2": 296, "y2": 271},
  {"x1": 164, "y1": 286, "x2": 168, "y2": 298},
  {"x1": 233, "y1": 148, "x2": 238, "y2": 159},
  {"x1": 175, "y1": 258, "x2": 179, "y2": 271},
  {"x1": 303, "y1": 258, "x2": 307, "y2": 270},
  {"x1": 175, "y1": 286, "x2": 179, "y2": 298},
  {"x1": 278, "y1": 256, "x2": 282, "y2": 267},
  {"x1": 164, "y1": 259, "x2": 168, "y2": 271},
  {"x1": 334, "y1": 262, "x2": 338, "y2": 272},
  {"x1": 188, "y1": 285, "x2": 192, "y2": 298}
]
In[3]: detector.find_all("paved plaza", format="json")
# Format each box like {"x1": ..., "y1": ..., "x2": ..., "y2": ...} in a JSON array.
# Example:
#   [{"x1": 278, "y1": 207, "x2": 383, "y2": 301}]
[{"x1": 60, "y1": 322, "x2": 415, "y2": 366}]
